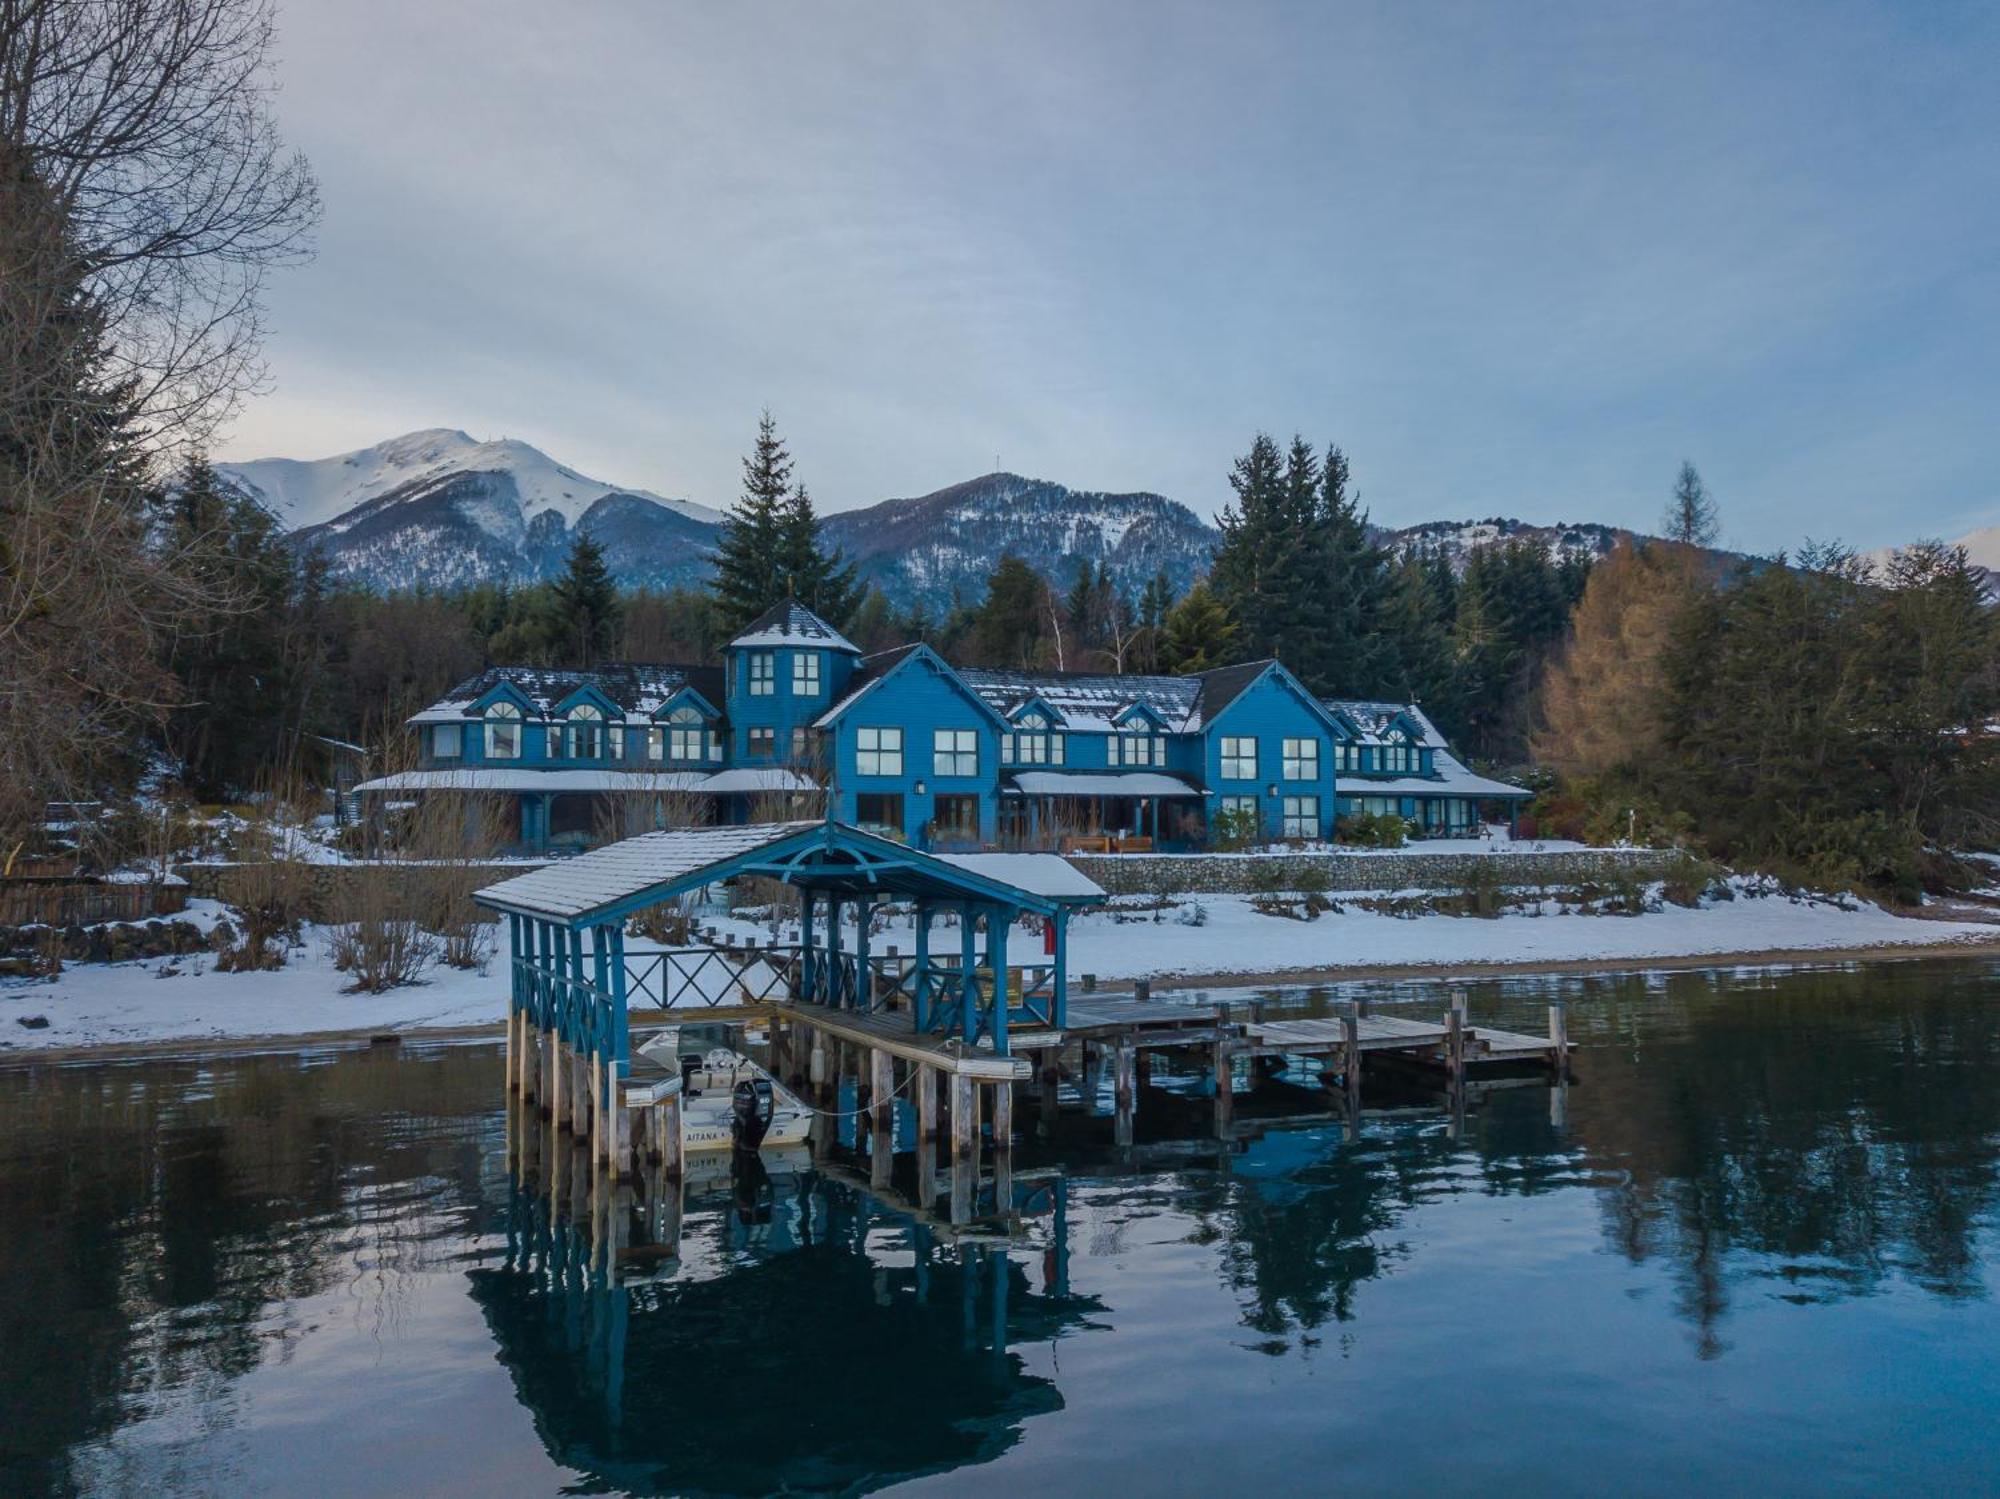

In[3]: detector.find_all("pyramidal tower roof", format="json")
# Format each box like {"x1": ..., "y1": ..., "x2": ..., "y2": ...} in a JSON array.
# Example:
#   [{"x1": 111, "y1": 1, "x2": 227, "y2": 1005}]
[{"x1": 727, "y1": 599, "x2": 859, "y2": 653}]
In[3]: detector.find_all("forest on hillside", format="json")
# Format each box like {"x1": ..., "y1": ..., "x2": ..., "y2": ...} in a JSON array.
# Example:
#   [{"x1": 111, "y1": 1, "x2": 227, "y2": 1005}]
[{"x1": 3, "y1": 0, "x2": 1995, "y2": 899}]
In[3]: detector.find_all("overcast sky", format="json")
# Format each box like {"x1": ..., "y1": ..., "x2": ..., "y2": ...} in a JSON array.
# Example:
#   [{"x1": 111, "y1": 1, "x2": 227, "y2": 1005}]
[{"x1": 219, "y1": 0, "x2": 2000, "y2": 553}]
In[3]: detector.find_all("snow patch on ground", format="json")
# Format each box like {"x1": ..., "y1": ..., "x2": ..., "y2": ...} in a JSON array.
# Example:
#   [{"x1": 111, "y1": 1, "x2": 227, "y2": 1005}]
[{"x1": 6, "y1": 889, "x2": 1992, "y2": 1055}]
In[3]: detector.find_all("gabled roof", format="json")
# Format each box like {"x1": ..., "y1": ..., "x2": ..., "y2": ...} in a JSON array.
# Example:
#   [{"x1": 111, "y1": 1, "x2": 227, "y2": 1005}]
[
  {"x1": 410, "y1": 663, "x2": 726, "y2": 725},
  {"x1": 1319, "y1": 698, "x2": 1450, "y2": 749},
  {"x1": 1190, "y1": 659, "x2": 1343, "y2": 736},
  {"x1": 958, "y1": 667, "x2": 1201, "y2": 733},
  {"x1": 727, "y1": 600, "x2": 859, "y2": 654},
  {"x1": 814, "y1": 645, "x2": 1004, "y2": 729}
]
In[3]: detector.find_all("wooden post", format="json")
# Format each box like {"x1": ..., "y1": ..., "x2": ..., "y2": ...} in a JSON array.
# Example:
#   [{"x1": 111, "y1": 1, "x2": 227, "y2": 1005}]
[
  {"x1": 1081, "y1": 972, "x2": 1097, "y2": 993},
  {"x1": 1133, "y1": 977, "x2": 1151, "y2": 1003},
  {"x1": 610, "y1": 1092, "x2": 632, "y2": 1179},
  {"x1": 1038, "y1": 1051, "x2": 1060, "y2": 1123},
  {"x1": 1213, "y1": 1033, "x2": 1235, "y2": 1137},
  {"x1": 1114, "y1": 1042, "x2": 1136, "y2": 1148},
  {"x1": 871, "y1": 1047, "x2": 895, "y2": 1148},
  {"x1": 661, "y1": 1092, "x2": 683, "y2": 1181},
  {"x1": 1135, "y1": 1045, "x2": 1152, "y2": 1091},
  {"x1": 918, "y1": 1064, "x2": 940, "y2": 1142},
  {"x1": 1445, "y1": 1002, "x2": 1466, "y2": 1087},
  {"x1": 950, "y1": 1072, "x2": 976, "y2": 1161},
  {"x1": 991, "y1": 1079, "x2": 1013, "y2": 1154},
  {"x1": 571, "y1": 1041, "x2": 591, "y2": 1140},
  {"x1": 1342, "y1": 1003, "x2": 1363, "y2": 1115},
  {"x1": 1081, "y1": 1043, "x2": 1103, "y2": 1115},
  {"x1": 1549, "y1": 1001, "x2": 1570, "y2": 1076}
]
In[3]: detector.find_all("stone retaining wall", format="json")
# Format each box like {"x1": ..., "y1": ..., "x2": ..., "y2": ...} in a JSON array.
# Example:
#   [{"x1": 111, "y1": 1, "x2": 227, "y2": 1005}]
[{"x1": 1065, "y1": 846, "x2": 1681, "y2": 897}]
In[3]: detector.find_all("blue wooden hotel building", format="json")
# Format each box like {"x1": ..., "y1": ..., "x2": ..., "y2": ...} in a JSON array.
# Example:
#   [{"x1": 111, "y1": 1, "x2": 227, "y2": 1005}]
[{"x1": 360, "y1": 601, "x2": 1526, "y2": 854}]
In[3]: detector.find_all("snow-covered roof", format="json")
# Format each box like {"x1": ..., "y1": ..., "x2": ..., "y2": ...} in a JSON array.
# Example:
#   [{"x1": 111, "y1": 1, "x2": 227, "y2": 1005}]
[
  {"x1": 477, "y1": 822, "x2": 822, "y2": 920},
  {"x1": 410, "y1": 663, "x2": 726, "y2": 725},
  {"x1": 1337, "y1": 752, "x2": 1530, "y2": 799},
  {"x1": 357, "y1": 769, "x2": 748, "y2": 795},
  {"x1": 959, "y1": 667, "x2": 1202, "y2": 732},
  {"x1": 1004, "y1": 771, "x2": 1206, "y2": 799},
  {"x1": 933, "y1": 853, "x2": 1106, "y2": 901},
  {"x1": 701, "y1": 768, "x2": 823, "y2": 795},
  {"x1": 1320, "y1": 698, "x2": 1449, "y2": 748},
  {"x1": 727, "y1": 600, "x2": 858, "y2": 653}
]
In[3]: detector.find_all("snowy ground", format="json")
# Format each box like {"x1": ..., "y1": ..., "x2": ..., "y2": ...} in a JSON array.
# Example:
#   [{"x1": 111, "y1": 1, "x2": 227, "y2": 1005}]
[{"x1": 3, "y1": 889, "x2": 1994, "y2": 1055}]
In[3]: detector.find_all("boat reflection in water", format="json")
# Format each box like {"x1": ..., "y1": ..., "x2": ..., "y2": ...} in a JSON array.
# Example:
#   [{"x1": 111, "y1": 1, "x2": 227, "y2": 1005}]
[{"x1": 472, "y1": 1100, "x2": 1098, "y2": 1496}]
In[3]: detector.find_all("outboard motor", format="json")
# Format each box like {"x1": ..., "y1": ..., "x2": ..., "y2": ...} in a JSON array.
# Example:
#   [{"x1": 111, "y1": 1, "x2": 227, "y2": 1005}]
[{"x1": 731, "y1": 1076, "x2": 775, "y2": 1150}]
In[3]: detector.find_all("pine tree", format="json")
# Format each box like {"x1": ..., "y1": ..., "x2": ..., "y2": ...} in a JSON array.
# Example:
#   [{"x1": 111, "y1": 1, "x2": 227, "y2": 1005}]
[
  {"x1": 777, "y1": 482, "x2": 865, "y2": 625},
  {"x1": 1306, "y1": 444, "x2": 1398, "y2": 696},
  {"x1": 963, "y1": 555, "x2": 1050, "y2": 668},
  {"x1": 547, "y1": 532, "x2": 622, "y2": 666},
  {"x1": 711, "y1": 410, "x2": 794, "y2": 632},
  {"x1": 1662, "y1": 461, "x2": 1719, "y2": 548},
  {"x1": 1158, "y1": 582, "x2": 1242, "y2": 674},
  {"x1": 1210, "y1": 432, "x2": 1297, "y2": 664}
]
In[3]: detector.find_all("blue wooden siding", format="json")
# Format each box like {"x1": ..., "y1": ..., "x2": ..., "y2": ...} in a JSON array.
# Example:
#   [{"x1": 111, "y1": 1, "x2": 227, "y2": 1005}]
[{"x1": 824, "y1": 651, "x2": 1001, "y2": 847}]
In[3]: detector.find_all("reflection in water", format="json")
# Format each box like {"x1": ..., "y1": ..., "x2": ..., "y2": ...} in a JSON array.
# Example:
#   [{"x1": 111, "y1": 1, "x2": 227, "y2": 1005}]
[
  {"x1": 476, "y1": 1109, "x2": 1101, "y2": 1496},
  {"x1": 1, "y1": 958, "x2": 1998, "y2": 1495}
]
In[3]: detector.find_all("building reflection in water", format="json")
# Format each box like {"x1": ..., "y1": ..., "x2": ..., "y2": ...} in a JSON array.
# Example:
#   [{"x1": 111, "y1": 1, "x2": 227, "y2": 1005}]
[{"x1": 471, "y1": 1100, "x2": 1101, "y2": 1497}]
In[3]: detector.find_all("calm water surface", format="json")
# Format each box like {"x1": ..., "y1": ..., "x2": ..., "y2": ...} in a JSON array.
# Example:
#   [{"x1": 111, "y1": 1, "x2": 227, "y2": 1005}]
[{"x1": 4, "y1": 959, "x2": 2000, "y2": 1497}]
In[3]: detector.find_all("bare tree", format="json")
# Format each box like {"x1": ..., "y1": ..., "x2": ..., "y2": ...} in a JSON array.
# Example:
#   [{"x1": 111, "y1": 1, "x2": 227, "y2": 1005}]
[
  {"x1": 0, "y1": 0, "x2": 316, "y2": 848},
  {"x1": 2, "y1": 0, "x2": 320, "y2": 447}
]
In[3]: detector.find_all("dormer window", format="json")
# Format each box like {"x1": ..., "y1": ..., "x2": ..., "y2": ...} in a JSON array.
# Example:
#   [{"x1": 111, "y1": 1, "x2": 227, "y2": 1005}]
[
  {"x1": 1003, "y1": 717, "x2": 1064, "y2": 766},
  {"x1": 486, "y1": 702, "x2": 522, "y2": 760},
  {"x1": 565, "y1": 704, "x2": 604, "y2": 760},
  {"x1": 664, "y1": 704, "x2": 712, "y2": 762},
  {"x1": 793, "y1": 651, "x2": 821, "y2": 695},
  {"x1": 748, "y1": 652, "x2": 775, "y2": 696},
  {"x1": 1112, "y1": 723, "x2": 1163, "y2": 767}
]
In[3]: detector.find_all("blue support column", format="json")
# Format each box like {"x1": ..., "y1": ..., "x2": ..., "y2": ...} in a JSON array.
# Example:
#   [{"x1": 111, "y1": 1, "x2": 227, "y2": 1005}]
[
  {"x1": 592, "y1": 924, "x2": 611, "y2": 1075},
  {"x1": 855, "y1": 898, "x2": 873, "y2": 1011},
  {"x1": 989, "y1": 906, "x2": 1010, "y2": 1057},
  {"x1": 1051, "y1": 907, "x2": 1068, "y2": 1029},
  {"x1": 913, "y1": 900, "x2": 932, "y2": 1031},
  {"x1": 800, "y1": 889, "x2": 817, "y2": 1002},
  {"x1": 826, "y1": 896, "x2": 844, "y2": 1009},
  {"x1": 960, "y1": 902, "x2": 978, "y2": 1044},
  {"x1": 609, "y1": 922, "x2": 629, "y2": 1087}
]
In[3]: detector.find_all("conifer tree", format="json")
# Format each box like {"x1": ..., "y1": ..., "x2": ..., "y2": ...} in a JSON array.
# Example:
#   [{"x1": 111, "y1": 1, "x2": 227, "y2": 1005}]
[
  {"x1": 777, "y1": 481, "x2": 864, "y2": 625},
  {"x1": 1158, "y1": 582, "x2": 1242, "y2": 674},
  {"x1": 1662, "y1": 461, "x2": 1719, "y2": 548},
  {"x1": 711, "y1": 410, "x2": 794, "y2": 632},
  {"x1": 547, "y1": 532, "x2": 622, "y2": 666},
  {"x1": 964, "y1": 554, "x2": 1049, "y2": 668}
]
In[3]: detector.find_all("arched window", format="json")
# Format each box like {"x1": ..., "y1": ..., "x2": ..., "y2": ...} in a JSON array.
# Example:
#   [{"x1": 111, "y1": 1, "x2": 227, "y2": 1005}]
[
  {"x1": 565, "y1": 704, "x2": 604, "y2": 760},
  {"x1": 664, "y1": 703, "x2": 708, "y2": 762},
  {"x1": 486, "y1": 701, "x2": 522, "y2": 759}
]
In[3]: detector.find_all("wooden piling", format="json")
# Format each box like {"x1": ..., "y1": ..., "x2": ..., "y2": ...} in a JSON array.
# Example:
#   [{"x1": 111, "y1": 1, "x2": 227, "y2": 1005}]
[
  {"x1": 1038, "y1": 1052, "x2": 1060, "y2": 1120},
  {"x1": 1213, "y1": 1033, "x2": 1235, "y2": 1136},
  {"x1": 1133, "y1": 978, "x2": 1151, "y2": 1002},
  {"x1": 1114, "y1": 1042, "x2": 1136, "y2": 1148},
  {"x1": 871, "y1": 1047, "x2": 895, "y2": 1146},
  {"x1": 551, "y1": 1038, "x2": 570, "y2": 1130},
  {"x1": 1342, "y1": 1004, "x2": 1363, "y2": 1114},
  {"x1": 661, "y1": 1092, "x2": 684, "y2": 1181},
  {"x1": 991, "y1": 1079, "x2": 1013, "y2": 1153},
  {"x1": 950, "y1": 1073, "x2": 976, "y2": 1161},
  {"x1": 918, "y1": 1063, "x2": 940, "y2": 1142},
  {"x1": 570, "y1": 1048, "x2": 591, "y2": 1138},
  {"x1": 1549, "y1": 1001, "x2": 1570, "y2": 1075},
  {"x1": 1445, "y1": 1003, "x2": 1466, "y2": 1085}
]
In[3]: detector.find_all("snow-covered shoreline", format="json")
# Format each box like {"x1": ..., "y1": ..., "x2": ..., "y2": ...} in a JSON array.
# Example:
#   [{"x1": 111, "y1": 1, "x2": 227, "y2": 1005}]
[{"x1": 3, "y1": 892, "x2": 1995, "y2": 1057}]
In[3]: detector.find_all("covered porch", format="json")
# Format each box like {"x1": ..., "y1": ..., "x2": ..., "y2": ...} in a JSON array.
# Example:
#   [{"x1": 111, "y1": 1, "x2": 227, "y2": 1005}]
[{"x1": 998, "y1": 771, "x2": 1206, "y2": 854}]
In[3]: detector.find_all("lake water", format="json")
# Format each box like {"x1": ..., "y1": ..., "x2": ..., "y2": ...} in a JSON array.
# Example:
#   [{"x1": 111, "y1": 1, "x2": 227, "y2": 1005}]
[{"x1": 4, "y1": 958, "x2": 2000, "y2": 1497}]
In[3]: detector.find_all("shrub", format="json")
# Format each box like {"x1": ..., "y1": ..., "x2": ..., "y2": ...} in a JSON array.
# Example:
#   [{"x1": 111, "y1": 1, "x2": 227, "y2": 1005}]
[
  {"x1": 1458, "y1": 859, "x2": 1506, "y2": 918},
  {"x1": 1211, "y1": 805, "x2": 1260, "y2": 851},
  {"x1": 327, "y1": 916, "x2": 438, "y2": 992},
  {"x1": 1660, "y1": 850, "x2": 1725, "y2": 908},
  {"x1": 1336, "y1": 812, "x2": 1409, "y2": 849}
]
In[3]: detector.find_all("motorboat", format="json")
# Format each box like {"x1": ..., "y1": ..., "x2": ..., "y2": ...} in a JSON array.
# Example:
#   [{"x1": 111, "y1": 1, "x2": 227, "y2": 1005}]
[{"x1": 637, "y1": 1023, "x2": 813, "y2": 1153}]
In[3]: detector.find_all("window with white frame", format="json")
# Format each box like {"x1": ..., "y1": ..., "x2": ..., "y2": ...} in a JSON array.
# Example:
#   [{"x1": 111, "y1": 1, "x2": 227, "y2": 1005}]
[
  {"x1": 645, "y1": 727, "x2": 664, "y2": 762},
  {"x1": 433, "y1": 723, "x2": 461, "y2": 759},
  {"x1": 856, "y1": 726, "x2": 903, "y2": 776},
  {"x1": 933, "y1": 728, "x2": 977, "y2": 777},
  {"x1": 1114, "y1": 728, "x2": 1163, "y2": 767},
  {"x1": 1218, "y1": 794, "x2": 1259, "y2": 826},
  {"x1": 749, "y1": 727, "x2": 775, "y2": 757},
  {"x1": 1220, "y1": 736, "x2": 1257, "y2": 780},
  {"x1": 1282, "y1": 737, "x2": 1319, "y2": 781},
  {"x1": 1005, "y1": 713, "x2": 1063, "y2": 765},
  {"x1": 608, "y1": 724, "x2": 625, "y2": 761},
  {"x1": 707, "y1": 730, "x2": 723, "y2": 762},
  {"x1": 1385, "y1": 743, "x2": 1411, "y2": 773},
  {"x1": 747, "y1": 652, "x2": 775, "y2": 695},
  {"x1": 792, "y1": 651, "x2": 821, "y2": 695},
  {"x1": 565, "y1": 704, "x2": 603, "y2": 759},
  {"x1": 791, "y1": 727, "x2": 810, "y2": 762},
  {"x1": 1333, "y1": 742, "x2": 1360, "y2": 772},
  {"x1": 1282, "y1": 795, "x2": 1319, "y2": 838},
  {"x1": 485, "y1": 702, "x2": 521, "y2": 759}
]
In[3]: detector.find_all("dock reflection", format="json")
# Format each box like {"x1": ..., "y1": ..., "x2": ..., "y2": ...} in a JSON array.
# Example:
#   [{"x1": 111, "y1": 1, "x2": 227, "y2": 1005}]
[{"x1": 474, "y1": 1100, "x2": 1099, "y2": 1496}]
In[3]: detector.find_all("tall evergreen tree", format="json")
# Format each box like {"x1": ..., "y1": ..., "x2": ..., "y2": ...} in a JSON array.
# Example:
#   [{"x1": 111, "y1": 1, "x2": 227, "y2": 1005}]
[
  {"x1": 547, "y1": 532, "x2": 622, "y2": 666},
  {"x1": 711, "y1": 410, "x2": 794, "y2": 632},
  {"x1": 777, "y1": 481, "x2": 865, "y2": 625},
  {"x1": 1662, "y1": 461, "x2": 1720, "y2": 548},
  {"x1": 1158, "y1": 582, "x2": 1242, "y2": 674},
  {"x1": 963, "y1": 554, "x2": 1049, "y2": 668}
]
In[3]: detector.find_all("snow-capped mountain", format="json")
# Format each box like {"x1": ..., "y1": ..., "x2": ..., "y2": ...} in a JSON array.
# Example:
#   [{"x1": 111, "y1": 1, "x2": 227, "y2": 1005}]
[
  {"x1": 821, "y1": 473, "x2": 1220, "y2": 612},
  {"x1": 221, "y1": 428, "x2": 718, "y2": 531},
  {"x1": 1374, "y1": 516, "x2": 1627, "y2": 567}
]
